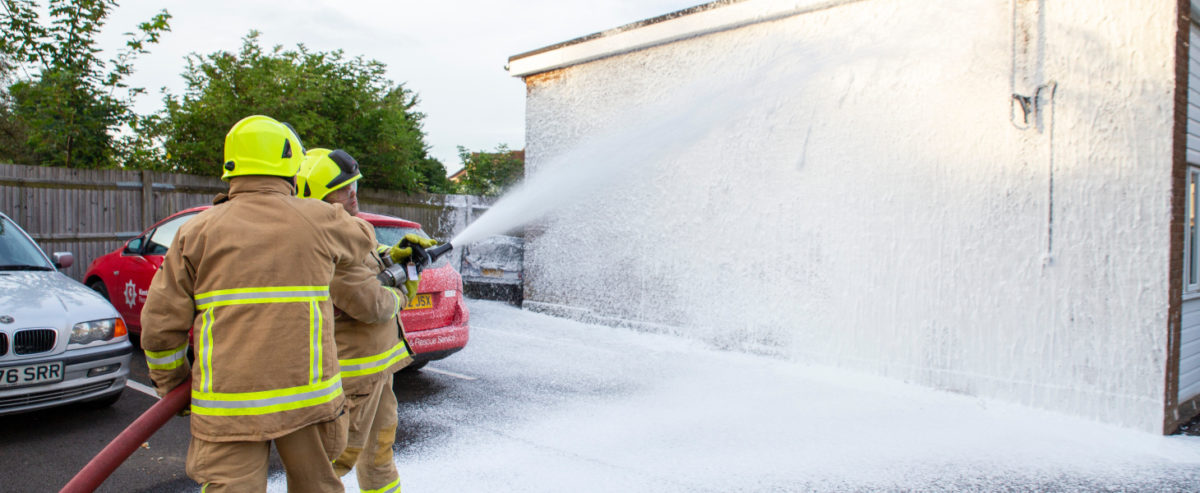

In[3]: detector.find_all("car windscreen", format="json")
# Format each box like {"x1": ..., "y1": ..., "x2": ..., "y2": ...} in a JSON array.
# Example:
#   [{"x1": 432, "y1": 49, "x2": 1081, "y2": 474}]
[
  {"x1": 372, "y1": 225, "x2": 446, "y2": 267},
  {"x1": 463, "y1": 237, "x2": 523, "y2": 271},
  {"x1": 145, "y1": 212, "x2": 197, "y2": 255},
  {"x1": 0, "y1": 216, "x2": 53, "y2": 270}
]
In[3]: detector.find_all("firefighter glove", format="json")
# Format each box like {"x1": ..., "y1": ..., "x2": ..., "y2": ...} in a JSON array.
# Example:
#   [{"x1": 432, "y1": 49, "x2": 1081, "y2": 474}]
[
  {"x1": 403, "y1": 277, "x2": 420, "y2": 304},
  {"x1": 389, "y1": 234, "x2": 438, "y2": 264}
]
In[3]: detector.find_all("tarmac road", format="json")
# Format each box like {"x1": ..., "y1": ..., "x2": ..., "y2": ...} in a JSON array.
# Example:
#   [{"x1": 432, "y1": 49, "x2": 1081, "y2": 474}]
[
  {"x1": 0, "y1": 346, "x2": 455, "y2": 491},
  {"x1": 0, "y1": 346, "x2": 195, "y2": 492},
  {"x1": 4, "y1": 299, "x2": 1200, "y2": 492}
]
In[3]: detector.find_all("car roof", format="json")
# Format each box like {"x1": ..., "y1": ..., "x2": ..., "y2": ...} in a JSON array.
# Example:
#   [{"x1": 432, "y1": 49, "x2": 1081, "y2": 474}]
[
  {"x1": 162, "y1": 205, "x2": 422, "y2": 227},
  {"x1": 161, "y1": 206, "x2": 421, "y2": 229},
  {"x1": 357, "y1": 211, "x2": 422, "y2": 229}
]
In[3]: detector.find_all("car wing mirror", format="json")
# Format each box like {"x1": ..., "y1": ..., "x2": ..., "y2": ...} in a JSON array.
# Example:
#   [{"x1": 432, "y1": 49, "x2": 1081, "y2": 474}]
[
  {"x1": 53, "y1": 252, "x2": 74, "y2": 269},
  {"x1": 124, "y1": 237, "x2": 145, "y2": 254}
]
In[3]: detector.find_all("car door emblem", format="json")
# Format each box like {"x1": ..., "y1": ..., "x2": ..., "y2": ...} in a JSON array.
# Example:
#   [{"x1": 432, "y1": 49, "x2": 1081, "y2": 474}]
[
  {"x1": 0, "y1": 315, "x2": 12, "y2": 324},
  {"x1": 124, "y1": 280, "x2": 138, "y2": 308}
]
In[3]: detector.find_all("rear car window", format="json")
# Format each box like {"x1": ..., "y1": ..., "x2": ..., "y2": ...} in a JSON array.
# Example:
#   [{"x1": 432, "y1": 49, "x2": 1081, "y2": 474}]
[
  {"x1": 145, "y1": 213, "x2": 196, "y2": 255},
  {"x1": 372, "y1": 226, "x2": 428, "y2": 246}
]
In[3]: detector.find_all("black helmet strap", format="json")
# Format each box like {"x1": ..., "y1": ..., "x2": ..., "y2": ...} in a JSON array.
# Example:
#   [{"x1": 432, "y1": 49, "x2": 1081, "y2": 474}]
[{"x1": 325, "y1": 149, "x2": 361, "y2": 189}]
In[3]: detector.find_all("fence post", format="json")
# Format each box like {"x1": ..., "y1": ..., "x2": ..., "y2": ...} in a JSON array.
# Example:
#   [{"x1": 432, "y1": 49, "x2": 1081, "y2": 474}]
[{"x1": 141, "y1": 170, "x2": 154, "y2": 229}]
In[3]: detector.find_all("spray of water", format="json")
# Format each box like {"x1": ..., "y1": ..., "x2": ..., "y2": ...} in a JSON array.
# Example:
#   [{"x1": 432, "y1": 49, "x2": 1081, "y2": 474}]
[{"x1": 449, "y1": 47, "x2": 835, "y2": 248}]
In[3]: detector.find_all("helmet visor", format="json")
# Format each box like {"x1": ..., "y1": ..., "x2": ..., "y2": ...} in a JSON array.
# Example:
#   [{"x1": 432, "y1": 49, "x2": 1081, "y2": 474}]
[{"x1": 325, "y1": 149, "x2": 362, "y2": 190}]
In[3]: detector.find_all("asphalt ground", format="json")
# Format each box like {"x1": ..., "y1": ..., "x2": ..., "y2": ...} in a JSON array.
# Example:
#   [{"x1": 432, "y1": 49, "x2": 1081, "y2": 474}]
[
  {"x1": 1, "y1": 298, "x2": 1198, "y2": 492},
  {"x1": 0, "y1": 338, "x2": 458, "y2": 492},
  {"x1": 0, "y1": 348, "x2": 197, "y2": 492}
]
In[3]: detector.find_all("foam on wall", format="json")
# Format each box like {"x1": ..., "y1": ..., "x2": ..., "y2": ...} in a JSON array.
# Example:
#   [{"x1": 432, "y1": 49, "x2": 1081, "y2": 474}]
[{"x1": 520, "y1": 0, "x2": 1178, "y2": 432}]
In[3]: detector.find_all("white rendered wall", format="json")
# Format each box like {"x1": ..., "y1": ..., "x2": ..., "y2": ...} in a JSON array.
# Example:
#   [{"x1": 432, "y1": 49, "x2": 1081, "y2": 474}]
[{"x1": 520, "y1": 0, "x2": 1177, "y2": 432}]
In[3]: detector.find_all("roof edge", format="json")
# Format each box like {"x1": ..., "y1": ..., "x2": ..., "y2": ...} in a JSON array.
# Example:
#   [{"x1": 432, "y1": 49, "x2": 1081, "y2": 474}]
[{"x1": 507, "y1": 0, "x2": 867, "y2": 78}]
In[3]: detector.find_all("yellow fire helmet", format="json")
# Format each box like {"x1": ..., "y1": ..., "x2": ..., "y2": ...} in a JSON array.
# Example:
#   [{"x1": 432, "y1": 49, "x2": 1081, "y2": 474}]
[
  {"x1": 221, "y1": 115, "x2": 306, "y2": 181},
  {"x1": 296, "y1": 148, "x2": 363, "y2": 200}
]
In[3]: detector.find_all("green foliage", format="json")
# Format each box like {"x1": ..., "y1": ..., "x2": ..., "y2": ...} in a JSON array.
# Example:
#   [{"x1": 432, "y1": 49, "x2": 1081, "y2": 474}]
[
  {"x1": 0, "y1": 54, "x2": 33, "y2": 164},
  {"x1": 454, "y1": 144, "x2": 524, "y2": 196},
  {"x1": 155, "y1": 32, "x2": 449, "y2": 193},
  {"x1": 0, "y1": 0, "x2": 171, "y2": 167}
]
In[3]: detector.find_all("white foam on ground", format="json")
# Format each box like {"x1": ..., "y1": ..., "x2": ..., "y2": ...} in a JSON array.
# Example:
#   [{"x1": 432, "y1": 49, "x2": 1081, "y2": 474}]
[{"x1": 269, "y1": 301, "x2": 1200, "y2": 492}]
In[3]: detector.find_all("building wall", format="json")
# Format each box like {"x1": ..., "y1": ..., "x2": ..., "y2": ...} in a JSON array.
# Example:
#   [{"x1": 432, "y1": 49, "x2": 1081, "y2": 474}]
[
  {"x1": 520, "y1": 0, "x2": 1178, "y2": 431},
  {"x1": 1179, "y1": 19, "x2": 1200, "y2": 417}
]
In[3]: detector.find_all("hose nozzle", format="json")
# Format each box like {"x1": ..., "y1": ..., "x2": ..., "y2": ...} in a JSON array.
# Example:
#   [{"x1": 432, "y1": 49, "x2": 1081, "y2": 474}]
[{"x1": 426, "y1": 242, "x2": 453, "y2": 263}]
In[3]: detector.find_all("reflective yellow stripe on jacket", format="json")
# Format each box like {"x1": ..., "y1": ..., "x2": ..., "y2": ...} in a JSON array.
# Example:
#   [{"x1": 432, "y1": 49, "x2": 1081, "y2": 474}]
[
  {"x1": 388, "y1": 288, "x2": 402, "y2": 318},
  {"x1": 194, "y1": 286, "x2": 329, "y2": 309},
  {"x1": 191, "y1": 374, "x2": 343, "y2": 416},
  {"x1": 144, "y1": 343, "x2": 188, "y2": 370},
  {"x1": 361, "y1": 476, "x2": 401, "y2": 493},
  {"x1": 309, "y1": 300, "x2": 324, "y2": 384},
  {"x1": 191, "y1": 286, "x2": 338, "y2": 415},
  {"x1": 197, "y1": 308, "x2": 214, "y2": 392},
  {"x1": 339, "y1": 341, "x2": 411, "y2": 378}
]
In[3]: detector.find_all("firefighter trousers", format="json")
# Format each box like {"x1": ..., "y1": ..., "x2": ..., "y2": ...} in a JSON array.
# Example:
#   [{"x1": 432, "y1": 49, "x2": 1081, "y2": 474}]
[
  {"x1": 332, "y1": 374, "x2": 400, "y2": 492},
  {"x1": 186, "y1": 416, "x2": 348, "y2": 493}
]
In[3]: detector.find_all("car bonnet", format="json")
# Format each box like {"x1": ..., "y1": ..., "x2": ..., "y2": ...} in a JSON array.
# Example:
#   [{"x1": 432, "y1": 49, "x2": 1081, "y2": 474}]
[{"x1": 0, "y1": 271, "x2": 119, "y2": 334}]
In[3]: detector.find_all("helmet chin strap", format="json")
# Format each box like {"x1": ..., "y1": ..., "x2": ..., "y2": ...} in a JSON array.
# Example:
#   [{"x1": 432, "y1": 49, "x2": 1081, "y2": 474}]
[{"x1": 278, "y1": 175, "x2": 297, "y2": 191}]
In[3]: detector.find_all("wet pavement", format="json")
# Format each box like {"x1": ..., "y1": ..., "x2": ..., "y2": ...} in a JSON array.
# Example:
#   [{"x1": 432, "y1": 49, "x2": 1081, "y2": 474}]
[
  {"x1": 0, "y1": 350, "x2": 195, "y2": 492},
  {"x1": 377, "y1": 301, "x2": 1200, "y2": 493},
  {"x1": 3, "y1": 298, "x2": 1200, "y2": 492}
]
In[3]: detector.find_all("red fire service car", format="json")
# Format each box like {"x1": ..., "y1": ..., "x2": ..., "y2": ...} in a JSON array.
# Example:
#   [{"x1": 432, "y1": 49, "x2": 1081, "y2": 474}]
[{"x1": 83, "y1": 206, "x2": 469, "y2": 370}]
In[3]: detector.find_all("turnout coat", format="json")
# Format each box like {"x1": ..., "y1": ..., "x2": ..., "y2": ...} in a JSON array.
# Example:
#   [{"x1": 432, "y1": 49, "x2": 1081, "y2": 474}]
[
  {"x1": 141, "y1": 176, "x2": 401, "y2": 442},
  {"x1": 332, "y1": 218, "x2": 413, "y2": 397}
]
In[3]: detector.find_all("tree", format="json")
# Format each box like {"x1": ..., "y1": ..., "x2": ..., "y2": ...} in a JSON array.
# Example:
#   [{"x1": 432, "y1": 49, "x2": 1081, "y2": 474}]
[
  {"x1": 0, "y1": 51, "x2": 33, "y2": 164},
  {"x1": 454, "y1": 144, "x2": 524, "y2": 196},
  {"x1": 155, "y1": 32, "x2": 449, "y2": 193},
  {"x1": 0, "y1": 0, "x2": 170, "y2": 167}
]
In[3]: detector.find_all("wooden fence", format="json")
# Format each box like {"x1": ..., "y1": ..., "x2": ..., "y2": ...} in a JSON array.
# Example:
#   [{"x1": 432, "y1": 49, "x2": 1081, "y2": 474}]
[{"x1": 0, "y1": 163, "x2": 493, "y2": 281}]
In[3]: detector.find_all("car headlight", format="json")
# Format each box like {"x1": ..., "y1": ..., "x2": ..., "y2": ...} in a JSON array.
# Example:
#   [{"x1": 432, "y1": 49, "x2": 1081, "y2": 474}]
[{"x1": 70, "y1": 318, "x2": 128, "y2": 345}]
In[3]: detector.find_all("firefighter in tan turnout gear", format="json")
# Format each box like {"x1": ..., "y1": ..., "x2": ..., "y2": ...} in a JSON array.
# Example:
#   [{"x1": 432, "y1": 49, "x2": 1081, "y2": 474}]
[
  {"x1": 140, "y1": 115, "x2": 404, "y2": 492},
  {"x1": 296, "y1": 147, "x2": 436, "y2": 493}
]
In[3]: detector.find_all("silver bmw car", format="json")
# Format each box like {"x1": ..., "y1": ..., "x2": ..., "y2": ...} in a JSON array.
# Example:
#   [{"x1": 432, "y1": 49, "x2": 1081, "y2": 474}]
[{"x1": 0, "y1": 211, "x2": 132, "y2": 415}]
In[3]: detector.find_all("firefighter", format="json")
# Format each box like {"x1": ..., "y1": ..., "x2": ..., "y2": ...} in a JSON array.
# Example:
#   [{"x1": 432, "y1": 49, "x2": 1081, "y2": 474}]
[
  {"x1": 296, "y1": 147, "x2": 436, "y2": 492},
  {"x1": 140, "y1": 115, "x2": 404, "y2": 492}
]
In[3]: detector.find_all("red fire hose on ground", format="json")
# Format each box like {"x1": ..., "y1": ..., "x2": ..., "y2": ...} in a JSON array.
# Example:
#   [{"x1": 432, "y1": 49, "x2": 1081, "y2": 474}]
[{"x1": 60, "y1": 379, "x2": 192, "y2": 493}]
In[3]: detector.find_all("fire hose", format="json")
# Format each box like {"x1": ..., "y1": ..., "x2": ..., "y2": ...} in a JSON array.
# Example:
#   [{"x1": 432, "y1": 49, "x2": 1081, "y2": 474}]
[
  {"x1": 60, "y1": 378, "x2": 191, "y2": 493},
  {"x1": 58, "y1": 240, "x2": 451, "y2": 492}
]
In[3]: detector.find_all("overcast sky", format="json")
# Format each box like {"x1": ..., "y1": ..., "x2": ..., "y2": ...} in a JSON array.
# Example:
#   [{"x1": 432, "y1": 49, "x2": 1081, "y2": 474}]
[{"x1": 96, "y1": 0, "x2": 704, "y2": 174}]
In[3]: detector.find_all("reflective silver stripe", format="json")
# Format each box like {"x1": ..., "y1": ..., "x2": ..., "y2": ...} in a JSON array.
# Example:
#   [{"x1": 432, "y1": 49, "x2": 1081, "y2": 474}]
[
  {"x1": 340, "y1": 350, "x2": 410, "y2": 374},
  {"x1": 192, "y1": 380, "x2": 342, "y2": 410},
  {"x1": 340, "y1": 344, "x2": 410, "y2": 376},
  {"x1": 145, "y1": 347, "x2": 186, "y2": 366},
  {"x1": 195, "y1": 289, "x2": 329, "y2": 305},
  {"x1": 310, "y1": 300, "x2": 322, "y2": 384},
  {"x1": 199, "y1": 308, "x2": 214, "y2": 392}
]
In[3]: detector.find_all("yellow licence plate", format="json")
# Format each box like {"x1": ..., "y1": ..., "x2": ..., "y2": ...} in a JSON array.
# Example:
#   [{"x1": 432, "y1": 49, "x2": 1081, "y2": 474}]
[
  {"x1": 482, "y1": 268, "x2": 504, "y2": 277},
  {"x1": 403, "y1": 293, "x2": 433, "y2": 311}
]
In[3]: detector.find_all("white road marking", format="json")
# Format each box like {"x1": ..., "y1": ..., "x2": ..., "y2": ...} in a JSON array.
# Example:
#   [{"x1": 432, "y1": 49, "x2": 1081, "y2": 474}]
[
  {"x1": 424, "y1": 367, "x2": 478, "y2": 381},
  {"x1": 126, "y1": 379, "x2": 161, "y2": 399}
]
